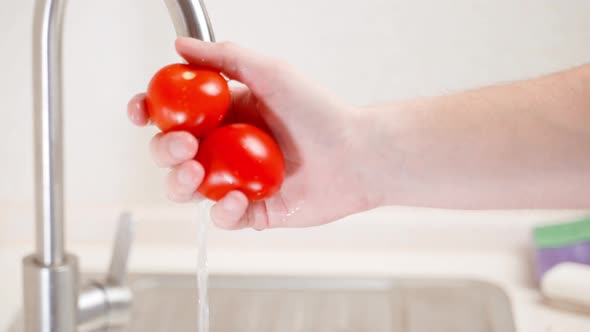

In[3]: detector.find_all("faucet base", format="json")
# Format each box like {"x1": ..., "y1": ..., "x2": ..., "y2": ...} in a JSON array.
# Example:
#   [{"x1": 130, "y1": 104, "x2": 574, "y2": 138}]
[{"x1": 22, "y1": 254, "x2": 79, "y2": 332}]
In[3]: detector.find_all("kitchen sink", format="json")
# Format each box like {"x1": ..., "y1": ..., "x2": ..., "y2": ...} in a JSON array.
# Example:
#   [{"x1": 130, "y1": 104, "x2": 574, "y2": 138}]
[{"x1": 8, "y1": 273, "x2": 516, "y2": 332}]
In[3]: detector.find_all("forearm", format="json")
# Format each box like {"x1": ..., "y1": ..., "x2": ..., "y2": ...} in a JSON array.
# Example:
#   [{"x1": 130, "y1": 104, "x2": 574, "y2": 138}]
[{"x1": 361, "y1": 64, "x2": 590, "y2": 209}]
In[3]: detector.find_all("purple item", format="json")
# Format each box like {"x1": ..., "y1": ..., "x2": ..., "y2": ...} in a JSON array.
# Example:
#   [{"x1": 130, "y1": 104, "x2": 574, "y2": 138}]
[{"x1": 535, "y1": 242, "x2": 590, "y2": 281}]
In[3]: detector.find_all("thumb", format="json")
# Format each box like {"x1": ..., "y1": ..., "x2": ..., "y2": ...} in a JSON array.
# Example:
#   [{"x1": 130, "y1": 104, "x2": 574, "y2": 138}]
[{"x1": 175, "y1": 38, "x2": 278, "y2": 96}]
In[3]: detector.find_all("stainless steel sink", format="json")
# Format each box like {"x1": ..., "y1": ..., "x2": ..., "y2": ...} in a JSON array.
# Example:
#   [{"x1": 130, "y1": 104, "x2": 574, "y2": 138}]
[{"x1": 8, "y1": 273, "x2": 516, "y2": 332}]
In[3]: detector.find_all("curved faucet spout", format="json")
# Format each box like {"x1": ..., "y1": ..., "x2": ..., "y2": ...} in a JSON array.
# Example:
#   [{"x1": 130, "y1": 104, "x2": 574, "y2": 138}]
[
  {"x1": 165, "y1": 0, "x2": 215, "y2": 42},
  {"x1": 33, "y1": 0, "x2": 214, "y2": 267},
  {"x1": 26, "y1": 1, "x2": 216, "y2": 331}
]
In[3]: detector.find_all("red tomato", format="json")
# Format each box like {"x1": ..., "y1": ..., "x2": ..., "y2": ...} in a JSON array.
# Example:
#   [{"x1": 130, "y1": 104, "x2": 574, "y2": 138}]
[
  {"x1": 146, "y1": 63, "x2": 230, "y2": 138},
  {"x1": 196, "y1": 124, "x2": 286, "y2": 201}
]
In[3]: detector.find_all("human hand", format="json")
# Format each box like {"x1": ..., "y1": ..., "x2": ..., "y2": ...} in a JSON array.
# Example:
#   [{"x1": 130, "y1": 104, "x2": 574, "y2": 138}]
[{"x1": 127, "y1": 38, "x2": 377, "y2": 230}]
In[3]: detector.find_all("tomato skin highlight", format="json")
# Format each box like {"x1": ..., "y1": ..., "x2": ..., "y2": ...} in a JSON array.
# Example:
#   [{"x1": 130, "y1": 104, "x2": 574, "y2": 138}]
[
  {"x1": 146, "y1": 63, "x2": 230, "y2": 138},
  {"x1": 195, "y1": 124, "x2": 286, "y2": 201}
]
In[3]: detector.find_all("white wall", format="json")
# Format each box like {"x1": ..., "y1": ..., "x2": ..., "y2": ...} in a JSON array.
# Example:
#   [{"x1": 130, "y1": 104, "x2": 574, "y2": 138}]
[{"x1": 1, "y1": 0, "x2": 590, "y2": 217}]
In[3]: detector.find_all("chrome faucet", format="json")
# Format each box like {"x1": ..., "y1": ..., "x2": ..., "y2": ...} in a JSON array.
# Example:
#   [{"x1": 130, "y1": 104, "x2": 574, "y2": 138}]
[{"x1": 22, "y1": 1, "x2": 215, "y2": 331}]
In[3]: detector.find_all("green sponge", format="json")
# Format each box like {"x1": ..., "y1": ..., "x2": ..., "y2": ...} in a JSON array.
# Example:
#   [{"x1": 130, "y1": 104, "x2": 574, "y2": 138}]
[{"x1": 534, "y1": 216, "x2": 590, "y2": 249}]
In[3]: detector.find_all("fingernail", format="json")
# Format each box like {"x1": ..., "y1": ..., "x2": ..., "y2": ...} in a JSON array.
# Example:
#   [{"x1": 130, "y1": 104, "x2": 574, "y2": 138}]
[
  {"x1": 169, "y1": 140, "x2": 191, "y2": 160},
  {"x1": 129, "y1": 111, "x2": 141, "y2": 124},
  {"x1": 223, "y1": 193, "x2": 242, "y2": 213},
  {"x1": 176, "y1": 167, "x2": 195, "y2": 186}
]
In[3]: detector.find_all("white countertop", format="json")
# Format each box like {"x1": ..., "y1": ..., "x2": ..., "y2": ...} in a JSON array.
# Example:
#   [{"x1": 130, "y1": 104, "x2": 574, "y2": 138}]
[{"x1": 1, "y1": 205, "x2": 590, "y2": 331}]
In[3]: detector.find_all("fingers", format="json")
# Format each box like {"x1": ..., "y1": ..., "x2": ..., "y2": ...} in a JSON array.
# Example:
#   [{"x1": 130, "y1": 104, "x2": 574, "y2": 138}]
[
  {"x1": 150, "y1": 131, "x2": 198, "y2": 168},
  {"x1": 127, "y1": 93, "x2": 150, "y2": 126},
  {"x1": 210, "y1": 193, "x2": 273, "y2": 231},
  {"x1": 175, "y1": 38, "x2": 279, "y2": 94},
  {"x1": 243, "y1": 201, "x2": 270, "y2": 231},
  {"x1": 210, "y1": 191, "x2": 249, "y2": 230},
  {"x1": 166, "y1": 160, "x2": 205, "y2": 202},
  {"x1": 132, "y1": 40, "x2": 281, "y2": 220}
]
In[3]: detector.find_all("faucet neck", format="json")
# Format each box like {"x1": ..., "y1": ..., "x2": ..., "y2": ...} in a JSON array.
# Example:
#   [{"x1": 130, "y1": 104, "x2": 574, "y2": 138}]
[{"x1": 26, "y1": 1, "x2": 216, "y2": 331}]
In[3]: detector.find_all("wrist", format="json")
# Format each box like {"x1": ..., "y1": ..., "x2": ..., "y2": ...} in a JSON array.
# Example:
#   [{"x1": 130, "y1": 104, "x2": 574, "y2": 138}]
[{"x1": 346, "y1": 103, "x2": 407, "y2": 210}]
